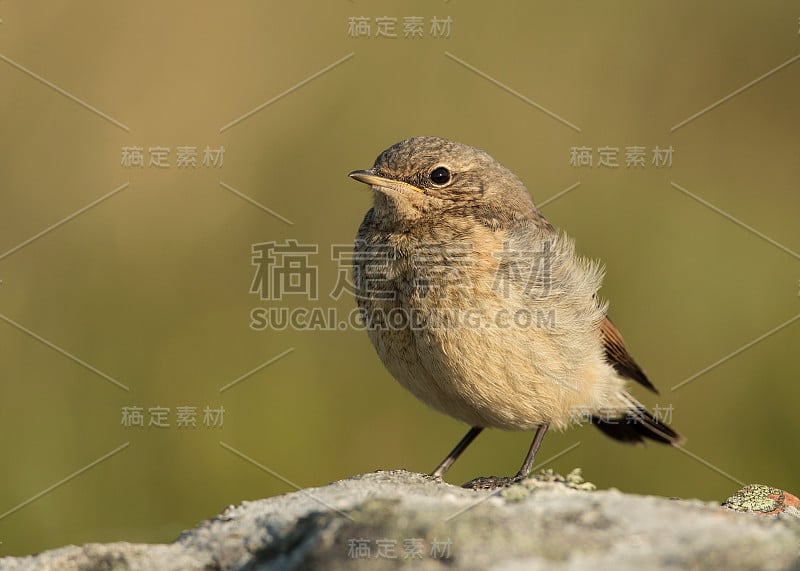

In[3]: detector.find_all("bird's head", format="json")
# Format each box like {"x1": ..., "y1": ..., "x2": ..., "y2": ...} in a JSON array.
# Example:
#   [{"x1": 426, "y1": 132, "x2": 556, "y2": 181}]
[{"x1": 349, "y1": 137, "x2": 539, "y2": 229}]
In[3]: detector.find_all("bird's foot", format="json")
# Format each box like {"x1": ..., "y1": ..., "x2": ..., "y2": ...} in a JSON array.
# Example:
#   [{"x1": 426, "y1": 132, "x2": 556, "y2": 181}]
[{"x1": 462, "y1": 475, "x2": 524, "y2": 490}]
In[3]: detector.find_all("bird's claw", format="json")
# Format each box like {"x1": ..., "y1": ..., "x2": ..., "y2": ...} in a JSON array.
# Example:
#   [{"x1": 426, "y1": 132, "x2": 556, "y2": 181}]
[{"x1": 462, "y1": 475, "x2": 524, "y2": 490}]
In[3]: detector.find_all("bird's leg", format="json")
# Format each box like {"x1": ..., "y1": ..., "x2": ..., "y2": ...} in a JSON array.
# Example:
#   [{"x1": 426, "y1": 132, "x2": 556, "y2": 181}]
[
  {"x1": 514, "y1": 423, "x2": 549, "y2": 480},
  {"x1": 463, "y1": 423, "x2": 550, "y2": 490},
  {"x1": 431, "y1": 426, "x2": 484, "y2": 479}
]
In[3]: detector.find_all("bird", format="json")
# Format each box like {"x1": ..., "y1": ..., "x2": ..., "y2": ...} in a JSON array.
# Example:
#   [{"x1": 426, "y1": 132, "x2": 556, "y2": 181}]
[{"x1": 348, "y1": 136, "x2": 682, "y2": 489}]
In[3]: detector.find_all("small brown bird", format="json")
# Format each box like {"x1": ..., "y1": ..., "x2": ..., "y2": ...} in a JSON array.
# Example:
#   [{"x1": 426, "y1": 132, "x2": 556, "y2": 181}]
[{"x1": 349, "y1": 137, "x2": 682, "y2": 488}]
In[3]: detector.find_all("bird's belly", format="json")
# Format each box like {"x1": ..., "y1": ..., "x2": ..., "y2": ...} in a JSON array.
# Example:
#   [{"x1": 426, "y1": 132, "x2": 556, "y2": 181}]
[
  {"x1": 353, "y1": 227, "x2": 622, "y2": 431},
  {"x1": 361, "y1": 291, "x2": 618, "y2": 431}
]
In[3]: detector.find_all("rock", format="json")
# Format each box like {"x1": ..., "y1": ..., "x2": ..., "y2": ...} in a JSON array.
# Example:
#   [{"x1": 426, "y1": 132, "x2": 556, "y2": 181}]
[
  {"x1": 1, "y1": 470, "x2": 799, "y2": 570},
  {"x1": 724, "y1": 484, "x2": 800, "y2": 516}
]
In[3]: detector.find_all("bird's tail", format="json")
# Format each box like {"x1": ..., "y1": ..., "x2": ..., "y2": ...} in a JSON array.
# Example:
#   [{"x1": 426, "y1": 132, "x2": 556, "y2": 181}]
[{"x1": 591, "y1": 394, "x2": 684, "y2": 445}]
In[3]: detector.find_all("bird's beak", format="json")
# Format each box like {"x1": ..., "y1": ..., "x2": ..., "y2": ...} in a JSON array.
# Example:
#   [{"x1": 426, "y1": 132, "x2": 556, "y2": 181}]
[{"x1": 348, "y1": 169, "x2": 425, "y2": 194}]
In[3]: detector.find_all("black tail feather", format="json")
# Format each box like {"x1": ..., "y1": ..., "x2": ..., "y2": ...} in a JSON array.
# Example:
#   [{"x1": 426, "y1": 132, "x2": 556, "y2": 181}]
[{"x1": 591, "y1": 405, "x2": 683, "y2": 446}]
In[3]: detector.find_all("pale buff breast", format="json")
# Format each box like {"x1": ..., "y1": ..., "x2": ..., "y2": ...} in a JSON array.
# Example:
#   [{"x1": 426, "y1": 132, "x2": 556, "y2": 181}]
[{"x1": 355, "y1": 224, "x2": 631, "y2": 431}]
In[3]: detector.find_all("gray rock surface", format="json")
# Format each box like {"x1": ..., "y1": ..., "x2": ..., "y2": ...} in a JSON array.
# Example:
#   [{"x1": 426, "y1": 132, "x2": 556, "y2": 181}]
[{"x1": 1, "y1": 470, "x2": 799, "y2": 570}]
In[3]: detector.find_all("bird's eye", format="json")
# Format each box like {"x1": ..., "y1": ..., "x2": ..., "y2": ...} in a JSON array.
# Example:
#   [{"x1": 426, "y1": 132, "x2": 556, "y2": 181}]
[{"x1": 429, "y1": 166, "x2": 451, "y2": 186}]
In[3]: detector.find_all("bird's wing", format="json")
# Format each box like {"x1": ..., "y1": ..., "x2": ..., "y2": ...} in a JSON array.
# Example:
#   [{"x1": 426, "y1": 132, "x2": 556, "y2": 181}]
[{"x1": 601, "y1": 316, "x2": 659, "y2": 394}]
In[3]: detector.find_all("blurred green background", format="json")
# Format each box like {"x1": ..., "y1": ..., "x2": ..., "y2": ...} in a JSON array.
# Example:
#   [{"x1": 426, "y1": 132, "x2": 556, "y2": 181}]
[{"x1": 1, "y1": 0, "x2": 799, "y2": 557}]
